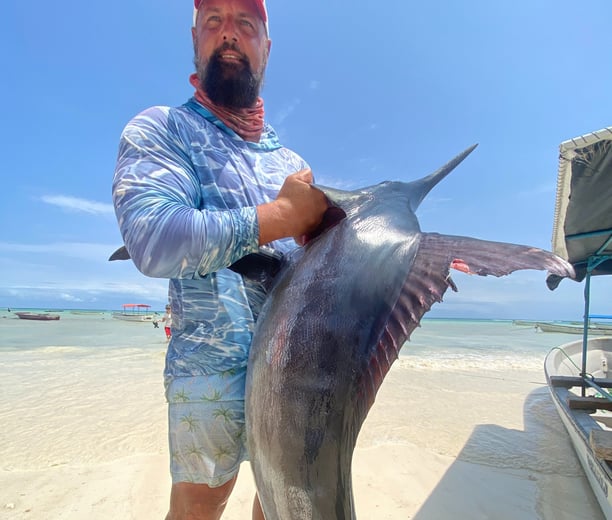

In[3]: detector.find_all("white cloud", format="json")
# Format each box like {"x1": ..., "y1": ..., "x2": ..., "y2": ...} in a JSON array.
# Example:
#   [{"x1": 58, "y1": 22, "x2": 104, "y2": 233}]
[
  {"x1": 41, "y1": 195, "x2": 114, "y2": 216},
  {"x1": 0, "y1": 241, "x2": 118, "y2": 262},
  {"x1": 0, "y1": 277, "x2": 168, "y2": 307},
  {"x1": 58, "y1": 293, "x2": 84, "y2": 303},
  {"x1": 5, "y1": 279, "x2": 166, "y2": 296}
]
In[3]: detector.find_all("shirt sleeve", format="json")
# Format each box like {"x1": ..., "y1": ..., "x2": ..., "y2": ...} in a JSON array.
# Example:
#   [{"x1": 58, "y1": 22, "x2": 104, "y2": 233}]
[{"x1": 112, "y1": 107, "x2": 260, "y2": 279}]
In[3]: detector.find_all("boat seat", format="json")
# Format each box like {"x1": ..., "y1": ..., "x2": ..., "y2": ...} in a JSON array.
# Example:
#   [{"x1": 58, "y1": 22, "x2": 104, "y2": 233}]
[
  {"x1": 550, "y1": 375, "x2": 612, "y2": 389},
  {"x1": 590, "y1": 430, "x2": 612, "y2": 461},
  {"x1": 567, "y1": 395, "x2": 612, "y2": 412}
]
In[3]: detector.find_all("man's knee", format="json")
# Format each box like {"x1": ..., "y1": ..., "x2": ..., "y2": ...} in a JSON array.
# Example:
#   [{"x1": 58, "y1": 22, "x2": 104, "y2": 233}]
[{"x1": 167, "y1": 478, "x2": 237, "y2": 520}]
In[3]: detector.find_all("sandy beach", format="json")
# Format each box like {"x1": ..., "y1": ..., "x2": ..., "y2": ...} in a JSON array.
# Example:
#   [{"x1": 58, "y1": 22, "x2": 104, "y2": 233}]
[{"x1": 0, "y1": 317, "x2": 605, "y2": 519}]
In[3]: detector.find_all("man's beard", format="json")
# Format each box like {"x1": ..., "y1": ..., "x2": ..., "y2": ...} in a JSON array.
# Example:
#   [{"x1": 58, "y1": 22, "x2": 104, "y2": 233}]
[{"x1": 195, "y1": 44, "x2": 264, "y2": 109}]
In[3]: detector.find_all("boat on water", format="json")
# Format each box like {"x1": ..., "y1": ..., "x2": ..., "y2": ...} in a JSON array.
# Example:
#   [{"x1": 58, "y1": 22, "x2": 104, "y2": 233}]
[
  {"x1": 111, "y1": 303, "x2": 156, "y2": 322},
  {"x1": 537, "y1": 321, "x2": 612, "y2": 335},
  {"x1": 15, "y1": 312, "x2": 61, "y2": 321},
  {"x1": 512, "y1": 319, "x2": 539, "y2": 327},
  {"x1": 543, "y1": 126, "x2": 612, "y2": 519}
]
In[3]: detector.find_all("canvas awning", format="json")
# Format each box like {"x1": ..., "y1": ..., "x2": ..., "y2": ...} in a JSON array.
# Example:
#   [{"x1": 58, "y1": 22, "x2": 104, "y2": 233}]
[{"x1": 547, "y1": 126, "x2": 612, "y2": 289}]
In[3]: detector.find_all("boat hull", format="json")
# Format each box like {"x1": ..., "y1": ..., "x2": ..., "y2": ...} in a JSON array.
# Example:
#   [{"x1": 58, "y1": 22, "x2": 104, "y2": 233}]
[
  {"x1": 545, "y1": 337, "x2": 612, "y2": 519},
  {"x1": 15, "y1": 312, "x2": 60, "y2": 321},
  {"x1": 537, "y1": 322, "x2": 612, "y2": 335},
  {"x1": 111, "y1": 312, "x2": 155, "y2": 322}
]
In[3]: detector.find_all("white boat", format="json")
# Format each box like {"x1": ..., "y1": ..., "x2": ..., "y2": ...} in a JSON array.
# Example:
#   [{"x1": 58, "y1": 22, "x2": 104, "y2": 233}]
[
  {"x1": 15, "y1": 311, "x2": 61, "y2": 321},
  {"x1": 545, "y1": 337, "x2": 612, "y2": 519},
  {"x1": 544, "y1": 126, "x2": 612, "y2": 519},
  {"x1": 111, "y1": 304, "x2": 156, "y2": 322},
  {"x1": 537, "y1": 321, "x2": 612, "y2": 335},
  {"x1": 512, "y1": 319, "x2": 538, "y2": 327}
]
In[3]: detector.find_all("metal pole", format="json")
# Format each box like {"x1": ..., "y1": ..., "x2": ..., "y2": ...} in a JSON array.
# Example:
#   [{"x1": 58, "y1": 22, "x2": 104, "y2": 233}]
[{"x1": 581, "y1": 271, "x2": 591, "y2": 397}]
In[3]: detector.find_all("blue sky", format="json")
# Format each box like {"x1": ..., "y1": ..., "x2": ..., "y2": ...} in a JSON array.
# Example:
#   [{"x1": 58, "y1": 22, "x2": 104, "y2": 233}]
[{"x1": 1, "y1": 0, "x2": 611, "y2": 319}]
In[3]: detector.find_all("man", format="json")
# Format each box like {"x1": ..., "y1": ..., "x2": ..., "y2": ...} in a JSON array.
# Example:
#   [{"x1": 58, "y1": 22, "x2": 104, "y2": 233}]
[{"x1": 112, "y1": 1, "x2": 328, "y2": 518}]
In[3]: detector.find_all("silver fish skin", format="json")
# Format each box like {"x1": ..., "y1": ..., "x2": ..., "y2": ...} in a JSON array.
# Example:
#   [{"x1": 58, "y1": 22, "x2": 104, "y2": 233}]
[{"x1": 244, "y1": 145, "x2": 574, "y2": 520}]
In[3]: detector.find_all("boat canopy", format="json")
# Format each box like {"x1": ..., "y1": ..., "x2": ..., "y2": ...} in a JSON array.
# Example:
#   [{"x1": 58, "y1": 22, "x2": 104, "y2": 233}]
[{"x1": 547, "y1": 126, "x2": 612, "y2": 289}]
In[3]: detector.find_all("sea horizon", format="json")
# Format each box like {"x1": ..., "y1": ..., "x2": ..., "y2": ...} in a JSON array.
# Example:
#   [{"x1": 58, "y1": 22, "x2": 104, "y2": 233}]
[{"x1": 0, "y1": 306, "x2": 575, "y2": 322}]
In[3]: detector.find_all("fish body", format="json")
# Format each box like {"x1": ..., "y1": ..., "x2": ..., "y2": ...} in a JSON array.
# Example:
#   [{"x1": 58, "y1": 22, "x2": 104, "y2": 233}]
[{"x1": 245, "y1": 146, "x2": 574, "y2": 519}]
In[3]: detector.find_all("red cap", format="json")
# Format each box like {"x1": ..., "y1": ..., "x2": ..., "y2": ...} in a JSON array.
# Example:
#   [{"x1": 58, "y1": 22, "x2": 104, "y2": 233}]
[{"x1": 193, "y1": 0, "x2": 268, "y2": 32}]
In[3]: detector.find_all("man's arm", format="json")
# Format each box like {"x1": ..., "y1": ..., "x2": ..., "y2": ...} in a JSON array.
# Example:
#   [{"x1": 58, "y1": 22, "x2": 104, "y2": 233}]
[
  {"x1": 113, "y1": 108, "x2": 327, "y2": 279},
  {"x1": 113, "y1": 108, "x2": 262, "y2": 279}
]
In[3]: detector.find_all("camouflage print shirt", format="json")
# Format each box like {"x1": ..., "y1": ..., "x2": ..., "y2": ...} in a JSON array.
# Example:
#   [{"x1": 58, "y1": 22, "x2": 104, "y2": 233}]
[{"x1": 112, "y1": 98, "x2": 306, "y2": 380}]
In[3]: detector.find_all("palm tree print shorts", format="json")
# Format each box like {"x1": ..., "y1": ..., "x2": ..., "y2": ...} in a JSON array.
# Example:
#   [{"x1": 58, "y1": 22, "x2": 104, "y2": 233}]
[{"x1": 166, "y1": 369, "x2": 248, "y2": 487}]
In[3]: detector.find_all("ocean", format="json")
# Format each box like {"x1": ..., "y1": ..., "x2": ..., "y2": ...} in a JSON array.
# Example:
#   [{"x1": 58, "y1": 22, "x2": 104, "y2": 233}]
[
  {"x1": 0, "y1": 310, "x2": 604, "y2": 519},
  {"x1": 0, "y1": 311, "x2": 566, "y2": 365},
  {"x1": 0, "y1": 311, "x2": 576, "y2": 461},
  {"x1": 0, "y1": 310, "x2": 169, "y2": 471},
  {"x1": 402, "y1": 318, "x2": 566, "y2": 372}
]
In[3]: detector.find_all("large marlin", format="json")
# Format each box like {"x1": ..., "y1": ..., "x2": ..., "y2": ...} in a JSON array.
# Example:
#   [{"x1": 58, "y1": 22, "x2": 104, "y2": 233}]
[{"x1": 245, "y1": 145, "x2": 574, "y2": 519}]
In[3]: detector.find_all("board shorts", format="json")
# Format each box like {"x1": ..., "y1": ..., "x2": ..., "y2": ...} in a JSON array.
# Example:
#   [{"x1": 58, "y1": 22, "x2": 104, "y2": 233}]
[{"x1": 165, "y1": 369, "x2": 248, "y2": 487}]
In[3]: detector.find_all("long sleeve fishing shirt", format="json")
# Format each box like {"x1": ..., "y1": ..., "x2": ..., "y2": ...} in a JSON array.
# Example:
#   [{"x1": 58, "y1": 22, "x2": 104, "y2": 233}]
[{"x1": 112, "y1": 98, "x2": 307, "y2": 380}]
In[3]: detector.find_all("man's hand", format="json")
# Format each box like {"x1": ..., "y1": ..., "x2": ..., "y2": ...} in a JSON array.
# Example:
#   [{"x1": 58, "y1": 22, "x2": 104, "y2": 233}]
[{"x1": 257, "y1": 169, "x2": 329, "y2": 246}]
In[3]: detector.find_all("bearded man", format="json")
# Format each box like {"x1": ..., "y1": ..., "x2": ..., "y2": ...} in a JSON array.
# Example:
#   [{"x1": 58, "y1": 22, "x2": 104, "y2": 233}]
[{"x1": 112, "y1": 1, "x2": 328, "y2": 518}]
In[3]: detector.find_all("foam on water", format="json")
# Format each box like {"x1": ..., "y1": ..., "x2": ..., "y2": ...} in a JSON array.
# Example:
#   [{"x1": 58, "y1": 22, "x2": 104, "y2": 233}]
[{"x1": 401, "y1": 319, "x2": 563, "y2": 372}]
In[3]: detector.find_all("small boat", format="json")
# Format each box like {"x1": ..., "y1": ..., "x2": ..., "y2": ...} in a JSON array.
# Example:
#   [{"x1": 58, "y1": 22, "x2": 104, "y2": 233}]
[
  {"x1": 512, "y1": 319, "x2": 538, "y2": 327},
  {"x1": 15, "y1": 312, "x2": 61, "y2": 321},
  {"x1": 537, "y1": 321, "x2": 612, "y2": 335},
  {"x1": 545, "y1": 337, "x2": 612, "y2": 519},
  {"x1": 544, "y1": 126, "x2": 612, "y2": 519},
  {"x1": 111, "y1": 303, "x2": 156, "y2": 322}
]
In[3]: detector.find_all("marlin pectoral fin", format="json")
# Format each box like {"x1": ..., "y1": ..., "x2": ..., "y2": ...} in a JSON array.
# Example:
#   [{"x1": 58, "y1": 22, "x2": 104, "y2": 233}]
[
  {"x1": 366, "y1": 232, "x2": 575, "y2": 397},
  {"x1": 423, "y1": 233, "x2": 576, "y2": 281}
]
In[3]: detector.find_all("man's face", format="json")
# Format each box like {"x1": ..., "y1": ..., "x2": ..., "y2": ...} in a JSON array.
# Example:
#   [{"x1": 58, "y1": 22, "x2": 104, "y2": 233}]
[{"x1": 192, "y1": 0, "x2": 271, "y2": 108}]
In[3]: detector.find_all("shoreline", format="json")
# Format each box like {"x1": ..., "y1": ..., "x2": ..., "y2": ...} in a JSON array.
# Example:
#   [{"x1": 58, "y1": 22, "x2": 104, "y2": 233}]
[{"x1": 0, "y1": 363, "x2": 604, "y2": 519}]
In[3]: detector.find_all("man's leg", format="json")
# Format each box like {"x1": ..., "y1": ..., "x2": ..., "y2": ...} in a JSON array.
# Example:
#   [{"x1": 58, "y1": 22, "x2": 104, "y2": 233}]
[
  {"x1": 166, "y1": 477, "x2": 237, "y2": 520},
  {"x1": 252, "y1": 493, "x2": 264, "y2": 520}
]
